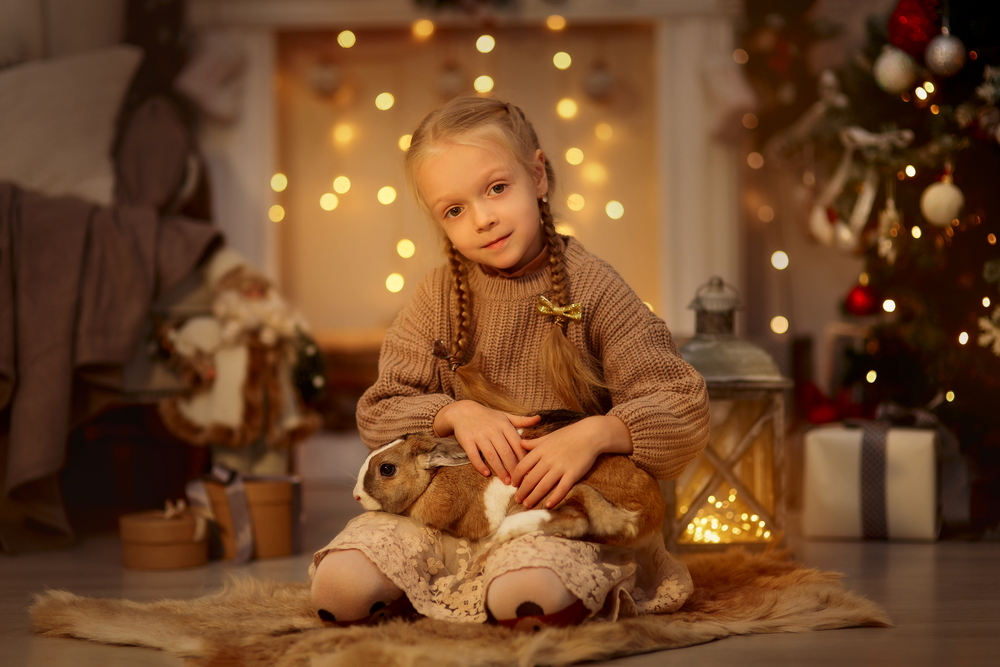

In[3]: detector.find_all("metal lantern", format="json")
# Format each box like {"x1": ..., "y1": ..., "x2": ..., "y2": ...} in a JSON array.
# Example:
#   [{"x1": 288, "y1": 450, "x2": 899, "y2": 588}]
[{"x1": 663, "y1": 277, "x2": 792, "y2": 549}]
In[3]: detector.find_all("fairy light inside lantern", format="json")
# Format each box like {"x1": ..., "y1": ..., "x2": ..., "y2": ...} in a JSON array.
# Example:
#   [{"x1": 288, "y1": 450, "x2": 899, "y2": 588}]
[
  {"x1": 320, "y1": 193, "x2": 339, "y2": 211},
  {"x1": 595, "y1": 123, "x2": 613, "y2": 140},
  {"x1": 605, "y1": 201, "x2": 624, "y2": 219},
  {"x1": 565, "y1": 147, "x2": 584, "y2": 165},
  {"x1": 670, "y1": 277, "x2": 792, "y2": 548},
  {"x1": 474, "y1": 76, "x2": 494, "y2": 93},
  {"x1": 378, "y1": 187, "x2": 397, "y2": 204},
  {"x1": 476, "y1": 35, "x2": 495, "y2": 53},
  {"x1": 271, "y1": 173, "x2": 288, "y2": 192},
  {"x1": 553, "y1": 52, "x2": 572, "y2": 69},
  {"x1": 566, "y1": 193, "x2": 585, "y2": 211},
  {"x1": 268, "y1": 205, "x2": 285, "y2": 222},
  {"x1": 397, "y1": 239, "x2": 415, "y2": 258},
  {"x1": 556, "y1": 98, "x2": 578, "y2": 119},
  {"x1": 333, "y1": 176, "x2": 351, "y2": 194}
]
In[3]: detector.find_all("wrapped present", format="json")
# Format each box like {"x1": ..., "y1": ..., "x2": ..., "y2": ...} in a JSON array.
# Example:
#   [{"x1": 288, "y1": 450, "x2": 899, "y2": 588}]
[
  {"x1": 803, "y1": 422, "x2": 938, "y2": 540},
  {"x1": 186, "y1": 465, "x2": 302, "y2": 562},
  {"x1": 119, "y1": 501, "x2": 209, "y2": 569}
]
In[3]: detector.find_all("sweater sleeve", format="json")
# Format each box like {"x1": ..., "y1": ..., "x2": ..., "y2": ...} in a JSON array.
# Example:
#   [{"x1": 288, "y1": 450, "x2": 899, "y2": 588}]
[
  {"x1": 355, "y1": 268, "x2": 455, "y2": 449},
  {"x1": 588, "y1": 264, "x2": 710, "y2": 481}
]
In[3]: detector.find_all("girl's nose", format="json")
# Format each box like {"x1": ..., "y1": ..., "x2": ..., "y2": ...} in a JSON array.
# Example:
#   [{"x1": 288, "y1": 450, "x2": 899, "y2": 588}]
[{"x1": 472, "y1": 205, "x2": 498, "y2": 231}]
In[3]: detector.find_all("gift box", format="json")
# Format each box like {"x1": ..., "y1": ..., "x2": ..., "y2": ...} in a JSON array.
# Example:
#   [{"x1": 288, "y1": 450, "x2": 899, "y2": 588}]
[
  {"x1": 803, "y1": 423, "x2": 938, "y2": 540},
  {"x1": 187, "y1": 466, "x2": 302, "y2": 562},
  {"x1": 119, "y1": 506, "x2": 209, "y2": 570}
]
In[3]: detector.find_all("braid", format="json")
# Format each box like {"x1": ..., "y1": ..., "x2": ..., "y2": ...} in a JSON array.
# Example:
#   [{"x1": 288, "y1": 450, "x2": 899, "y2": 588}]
[
  {"x1": 445, "y1": 241, "x2": 472, "y2": 368},
  {"x1": 541, "y1": 202, "x2": 569, "y2": 325}
]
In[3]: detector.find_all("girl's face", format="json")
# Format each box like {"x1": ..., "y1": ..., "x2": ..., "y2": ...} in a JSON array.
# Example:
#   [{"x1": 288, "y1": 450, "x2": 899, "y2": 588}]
[{"x1": 416, "y1": 140, "x2": 548, "y2": 273}]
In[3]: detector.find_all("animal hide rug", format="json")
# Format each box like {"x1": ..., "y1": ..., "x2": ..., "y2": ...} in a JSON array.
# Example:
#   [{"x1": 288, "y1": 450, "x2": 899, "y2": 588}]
[{"x1": 30, "y1": 548, "x2": 890, "y2": 667}]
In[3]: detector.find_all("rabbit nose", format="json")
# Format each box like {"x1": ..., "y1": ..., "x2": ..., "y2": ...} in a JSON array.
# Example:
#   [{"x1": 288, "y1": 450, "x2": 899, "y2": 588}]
[{"x1": 353, "y1": 494, "x2": 361, "y2": 501}]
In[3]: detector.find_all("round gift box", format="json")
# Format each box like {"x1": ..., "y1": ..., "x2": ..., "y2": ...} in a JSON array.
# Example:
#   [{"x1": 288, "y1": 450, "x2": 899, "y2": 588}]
[
  {"x1": 206, "y1": 480, "x2": 295, "y2": 560},
  {"x1": 119, "y1": 511, "x2": 208, "y2": 570}
]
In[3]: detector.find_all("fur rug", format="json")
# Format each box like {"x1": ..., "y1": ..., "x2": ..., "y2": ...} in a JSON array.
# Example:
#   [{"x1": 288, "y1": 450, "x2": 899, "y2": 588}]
[{"x1": 30, "y1": 549, "x2": 890, "y2": 667}]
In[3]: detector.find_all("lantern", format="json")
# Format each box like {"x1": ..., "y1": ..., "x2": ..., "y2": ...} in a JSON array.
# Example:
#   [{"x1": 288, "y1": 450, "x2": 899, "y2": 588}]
[{"x1": 663, "y1": 277, "x2": 792, "y2": 548}]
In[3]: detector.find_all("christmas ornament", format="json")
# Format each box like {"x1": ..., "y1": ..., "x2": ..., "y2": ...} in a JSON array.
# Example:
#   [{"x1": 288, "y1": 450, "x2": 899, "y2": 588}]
[
  {"x1": 920, "y1": 175, "x2": 964, "y2": 226},
  {"x1": 925, "y1": 27, "x2": 965, "y2": 77},
  {"x1": 887, "y1": 0, "x2": 940, "y2": 60},
  {"x1": 873, "y1": 45, "x2": 917, "y2": 95},
  {"x1": 877, "y1": 185, "x2": 902, "y2": 265},
  {"x1": 845, "y1": 283, "x2": 880, "y2": 316}
]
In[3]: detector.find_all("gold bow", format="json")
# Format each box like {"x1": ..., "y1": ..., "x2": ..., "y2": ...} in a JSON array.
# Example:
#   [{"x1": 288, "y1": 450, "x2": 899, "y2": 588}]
[
  {"x1": 537, "y1": 295, "x2": 582, "y2": 322},
  {"x1": 163, "y1": 499, "x2": 212, "y2": 543}
]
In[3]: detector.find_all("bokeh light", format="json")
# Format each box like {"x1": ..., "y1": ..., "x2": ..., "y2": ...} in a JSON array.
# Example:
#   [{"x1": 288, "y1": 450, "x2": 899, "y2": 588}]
[
  {"x1": 413, "y1": 20, "x2": 434, "y2": 38},
  {"x1": 905, "y1": 165, "x2": 916, "y2": 177},
  {"x1": 337, "y1": 31, "x2": 356, "y2": 48},
  {"x1": 271, "y1": 173, "x2": 288, "y2": 192},
  {"x1": 268, "y1": 205, "x2": 284, "y2": 222},
  {"x1": 595, "y1": 123, "x2": 613, "y2": 140},
  {"x1": 555, "y1": 222, "x2": 576, "y2": 236},
  {"x1": 476, "y1": 35, "x2": 495, "y2": 53},
  {"x1": 733, "y1": 49, "x2": 749, "y2": 64},
  {"x1": 320, "y1": 193, "x2": 339, "y2": 211},
  {"x1": 771, "y1": 251, "x2": 789, "y2": 270},
  {"x1": 946, "y1": 391, "x2": 955, "y2": 402},
  {"x1": 742, "y1": 113, "x2": 758, "y2": 129},
  {"x1": 386, "y1": 273, "x2": 404, "y2": 293},
  {"x1": 565, "y1": 147, "x2": 584, "y2": 165},
  {"x1": 912, "y1": 226, "x2": 922, "y2": 239},
  {"x1": 566, "y1": 193, "x2": 585, "y2": 211},
  {"x1": 375, "y1": 93, "x2": 395, "y2": 110},
  {"x1": 397, "y1": 239, "x2": 416, "y2": 258},
  {"x1": 747, "y1": 152, "x2": 764, "y2": 169},
  {"x1": 758, "y1": 205, "x2": 774, "y2": 222},
  {"x1": 556, "y1": 98, "x2": 578, "y2": 119},
  {"x1": 474, "y1": 75, "x2": 494, "y2": 93},
  {"x1": 959, "y1": 331, "x2": 969, "y2": 345},
  {"x1": 770, "y1": 316, "x2": 789, "y2": 334},
  {"x1": 333, "y1": 176, "x2": 351, "y2": 194},
  {"x1": 333, "y1": 124, "x2": 354, "y2": 144},
  {"x1": 546, "y1": 15, "x2": 566, "y2": 30},
  {"x1": 583, "y1": 163, "x2": 607, "y2": 183},
  {"x1": 866, "y1": 370, "x2": 877, "y2": 383},
  {"x1": 378, "y1": 186, "x2": 397, "y2": 204},
  {"x1": 553, "y1": 52, "x2": 572, "y2": 69},
  {"x1": 606, "y1": 201, "x2": 624, "y2": 219},
  {"x1": 398, "y1": 134, "x2": 412, "y2": 151},
  {"x1": 883, "y1": 299, "x2": 896, "y2": 313}
]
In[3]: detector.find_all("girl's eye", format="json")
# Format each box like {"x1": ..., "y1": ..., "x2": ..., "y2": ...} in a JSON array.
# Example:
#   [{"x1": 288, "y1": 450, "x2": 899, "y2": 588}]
[
  {"x1": 379, "y1": 463, "x2": 396, "y2": 477},
  {"x1": 490, "y1": 184, "x2": 507, "y2": 195},
  {"x1": 445, "y1": 207, "x2": 462, "y2": 218}
]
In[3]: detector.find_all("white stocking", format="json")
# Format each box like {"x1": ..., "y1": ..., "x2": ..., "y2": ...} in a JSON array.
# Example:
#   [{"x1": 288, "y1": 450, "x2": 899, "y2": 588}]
[{"x1": 310, "y1": 549, "x2": 404, "y2": 623}]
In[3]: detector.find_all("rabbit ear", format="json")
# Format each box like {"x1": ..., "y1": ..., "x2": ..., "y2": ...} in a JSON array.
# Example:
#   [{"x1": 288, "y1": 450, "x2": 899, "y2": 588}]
[{"x1": 422, "y1": 439, "x2": 471, "y2": 469}]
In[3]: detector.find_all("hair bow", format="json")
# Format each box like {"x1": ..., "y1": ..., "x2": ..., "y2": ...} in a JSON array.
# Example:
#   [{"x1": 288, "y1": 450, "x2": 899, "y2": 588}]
[{"x1": 537, "y1": 295, "x2": 582, "y2": 323}]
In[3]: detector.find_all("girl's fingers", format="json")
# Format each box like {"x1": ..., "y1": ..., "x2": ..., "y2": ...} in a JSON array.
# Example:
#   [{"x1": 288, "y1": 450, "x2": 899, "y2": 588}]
[
  {"x1": 514, "y1": 461, "x2": 547, "y2": 504},
  {"x1": 507, "y1": 413, "x2": 542, "y2": 428},
  {"x1": 543, "y1": 477, "x2": 575, "y2": 508},
  {"x1": 479, "y1": 443, "x2": 507, "y2": 480},
  {"x1": 523, "y1": 470, "x2": 560, "y2": 509},
  {"x1": 510, "y1": 451, "x2": 539, "y2": 490},
  {"x1": 463, "y1": 445, "x2": 491, "y2": 477},
  {"x1": 499, "y1": 428, "x2": 525, "y2": 471}
]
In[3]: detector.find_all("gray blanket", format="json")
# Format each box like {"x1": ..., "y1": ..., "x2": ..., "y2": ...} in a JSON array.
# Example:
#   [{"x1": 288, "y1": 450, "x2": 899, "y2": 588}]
[{"x1": 0, "y1": 184, "x2": 220, "y2": 552}]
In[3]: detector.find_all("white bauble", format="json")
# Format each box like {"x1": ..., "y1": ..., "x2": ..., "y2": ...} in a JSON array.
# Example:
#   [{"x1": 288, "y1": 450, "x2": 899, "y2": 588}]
[
  {"x1": 808, "y1": 205, "x2": 834, "y2": 246},
  {"x1": 920, "y1": 178, "x2": 965, "y2": 226},
  {"x1": 873, "y1": 45, "x2": 916, "y2": 94},
  {"x1": 925, "y1": 31, "x2": 966, "y2": 78}
]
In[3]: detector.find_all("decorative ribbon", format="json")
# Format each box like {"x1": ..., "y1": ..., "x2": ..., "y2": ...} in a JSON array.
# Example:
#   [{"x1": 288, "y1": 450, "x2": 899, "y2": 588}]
[
  {"x1": 163, "y1": 499, "x2": 212, "y2": 544},
  {"x1": 846, "y1": 402, "x2": 970, "y2": 539},
  {"x1": 186, "y1": 464, "x2": 255, "y2": 563},
  {"x1": 536, "y1": 295, "x2": 582, "y2": 323}
]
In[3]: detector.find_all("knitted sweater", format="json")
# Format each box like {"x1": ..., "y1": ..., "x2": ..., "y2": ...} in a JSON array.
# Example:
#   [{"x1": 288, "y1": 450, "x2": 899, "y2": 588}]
[{"x1": 356, "y1": 237, "x2": 710, "y2": 481}]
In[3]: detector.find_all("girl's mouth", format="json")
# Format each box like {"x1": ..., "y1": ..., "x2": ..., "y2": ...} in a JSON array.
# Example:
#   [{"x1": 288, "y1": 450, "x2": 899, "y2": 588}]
[{"x1": 484, "y1": 233, "x2": 511, "y2": 250}]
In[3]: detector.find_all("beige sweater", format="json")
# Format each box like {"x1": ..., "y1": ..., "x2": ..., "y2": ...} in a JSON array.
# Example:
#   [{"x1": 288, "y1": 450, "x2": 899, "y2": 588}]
[{"x1": 356, "y1": 237, "x2": 710, "y2": 481}]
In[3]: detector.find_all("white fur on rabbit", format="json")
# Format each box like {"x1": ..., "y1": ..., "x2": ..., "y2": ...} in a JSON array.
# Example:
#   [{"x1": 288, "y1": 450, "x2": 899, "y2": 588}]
[{"x1": 353, "y1": 411, "x2": 665, "y2": 547}]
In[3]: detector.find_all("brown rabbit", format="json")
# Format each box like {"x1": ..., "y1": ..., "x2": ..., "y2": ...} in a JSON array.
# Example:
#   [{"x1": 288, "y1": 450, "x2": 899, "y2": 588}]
[{"x1": 353, "y1": 410, "x2": 665, "y2": 547}]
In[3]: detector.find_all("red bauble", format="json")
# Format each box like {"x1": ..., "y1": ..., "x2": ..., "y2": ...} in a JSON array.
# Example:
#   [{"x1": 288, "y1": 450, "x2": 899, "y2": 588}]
[
  {"x1": 887, "y1": 0, "x2": 940, "y2": 59},
  {"x1": 845, "y1": 283, "x2": 879, "y2": 316}
]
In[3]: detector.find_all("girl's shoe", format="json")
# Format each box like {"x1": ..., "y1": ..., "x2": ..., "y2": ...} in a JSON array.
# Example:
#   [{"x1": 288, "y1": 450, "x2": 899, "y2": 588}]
[
  {"x1": 317, "y1": 595, "x2": 417, "y2": 628},
  {"x1": 496, "y1": 599, "x2": 589, "y2": 632}
]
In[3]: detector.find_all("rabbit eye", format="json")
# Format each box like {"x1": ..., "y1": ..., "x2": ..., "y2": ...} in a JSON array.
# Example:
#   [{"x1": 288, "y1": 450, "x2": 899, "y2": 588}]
[{"x1": 379, "y1": 463, "x2": 396, "y2": 477}]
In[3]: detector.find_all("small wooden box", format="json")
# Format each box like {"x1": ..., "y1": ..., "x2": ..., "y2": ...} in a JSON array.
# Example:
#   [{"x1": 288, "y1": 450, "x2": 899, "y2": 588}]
[
  {"x1": 205, "y1": 479, "x2": 299, "y2": 560},
  {"x1": 119, "y1": 511, "x2": 208, "y2": 570}
]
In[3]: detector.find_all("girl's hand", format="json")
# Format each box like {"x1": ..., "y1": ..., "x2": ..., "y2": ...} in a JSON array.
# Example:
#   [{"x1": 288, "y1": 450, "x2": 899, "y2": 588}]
[
  {"x1": 433, "y1": 400, "x2": 541, "y2": 484},
  {"x1": 511, "y1": 415, "x2": 632, "y2": 509}
]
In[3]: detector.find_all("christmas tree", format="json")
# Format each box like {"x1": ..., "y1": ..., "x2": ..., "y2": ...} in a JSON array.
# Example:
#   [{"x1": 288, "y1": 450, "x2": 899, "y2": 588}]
[{"x1": 743, "y1": 0, "x2": 1000, "y2": 532}]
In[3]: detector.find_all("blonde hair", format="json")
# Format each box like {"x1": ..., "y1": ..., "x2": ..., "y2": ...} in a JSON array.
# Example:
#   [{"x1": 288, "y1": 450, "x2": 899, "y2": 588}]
[{"x1": 405, "y1": 96, "x2": 606, "y2": 414}]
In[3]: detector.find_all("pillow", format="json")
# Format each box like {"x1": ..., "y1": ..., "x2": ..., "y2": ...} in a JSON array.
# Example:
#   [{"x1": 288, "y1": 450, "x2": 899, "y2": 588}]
[{"x1": 0, "y1": 45, "x2": 142, "y2": 206}]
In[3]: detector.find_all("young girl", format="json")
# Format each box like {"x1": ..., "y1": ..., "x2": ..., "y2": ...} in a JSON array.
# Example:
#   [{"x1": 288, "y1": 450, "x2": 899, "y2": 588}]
[{"x1": 309, "y1": 96, "x2": 710, "y2": 629}]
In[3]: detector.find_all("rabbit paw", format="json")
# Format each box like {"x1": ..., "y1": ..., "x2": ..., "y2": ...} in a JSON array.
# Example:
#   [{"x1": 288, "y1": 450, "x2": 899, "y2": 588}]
[{"x1": 494, "y1": 510, "x2": 552, "y2": 543}]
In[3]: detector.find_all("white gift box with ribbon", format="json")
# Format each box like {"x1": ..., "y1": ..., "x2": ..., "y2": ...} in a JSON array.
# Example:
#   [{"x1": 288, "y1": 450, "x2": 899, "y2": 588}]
[{"x1": 803, "y1": 424, "x2": 938, "y2": 540}]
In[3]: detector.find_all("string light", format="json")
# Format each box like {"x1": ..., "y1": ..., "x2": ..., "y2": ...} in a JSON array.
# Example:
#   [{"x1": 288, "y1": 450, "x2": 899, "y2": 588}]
[
  {"x1": 398, "y1": 134, "x2": 412, "y2": 151},
  {"x1": 268, "y1": 205, "x2": 285, "y2": 222},
  {"x1": 375, "y1": 93, "x2": 395, "y2": 110},
  {"x1": 397, "y1": 239, "x2": 415, "y2": 258},
  {"x1": 583, "y1": 163, "x2": 607, "y2": 183},
  {"x1": 605, "y1": 201, "x2": 624, "y2": 219},
  {"x1": 733, "y1": 49, "x2": 749, "y2": 64},
  {"x1": 986, "y1": 297, "x2": 992, "y2": 308},
  {"x1": 337, "y1": 31, "x2": 356, "y2": 48},
  {"x1": 553, "y1": 52, "x2": 572, "y2": 69},
  {"x1": 386, "y1": 273, "x2": 404, "y2": 293},
  {"x1": 742, "y1": 113, "x2": 758, "y2": 129},
  {"x1": 271, "y1": 173, "x2": 288, "y2": 192},
  {"x1": 946, "y1": 391, "x2": 955, "y2": 402},
  {"x1": 758, "y1": 205, "x2": 774, "y2": 222},
  {"x1": 413, "y1": 19, "x2": 434, "y2": 39},
  {"x1": 915, "y1": 86, "x2": 928, "y2": 100},
  {"x1": 565, "y1": 147, "x2": 584, "y2": 165},
  {"x1": 474, "y1": 75, "x2": 494, "y2": 93},
  {"x1": 867, "y1": 370, "x2": 877, "y2": 383},
  {"x1": 912, "y1": 226, "x2": 922, "y2": 238},
  {"x1": 546, "y1": 15, "x2": 566, "y2": 30},
  {"x1": 333, "y1": 124, "x2": 354, "y2": 144},
  {"x1": 320, "y1": 193, "x2": 339, "y2": 211},
  {"x1": 924, "y1": 81, "x2": 935, "y2": 93},
  {"x1": 595, "y1": 123, "x2": 613, "y2": 140},
  {"x1": 859, "y1": 272, "x2": 870, "y2": 285},
  {"x1": 476, "y1": 35, "x2": 495, "y2": 53},
  {"x1": 555, "y1": 222, "x2": 576, "y2": 236},
  {"x1": 770, "y1": 316, "x2": 789, "y2": 334},
  {"x1": 771, "y1": 251, "x2": 789, "y2": 270},
  {"x1": 377, "y1": 186, "x2": 397, "y2": 204},
  {"x1": 902, "y1": 92, "x2": 911, "y2": 102},
  {"x1": 566, "y1": 193, "x2": 585, "y2": 211},
  {"x1": 905, "y1": 165, "x2": 916, "y2": 177},
  {"x1": 556, "y1": 98, "x2": 578, "y2": 119},
  {"x1": 333, "y1": 176, "x2": 351, "y2": 193},
  {"x1": 988, "y1": 233, "x2": 996, "y2": 245},
  {"x1": 931, "y1": 104, "x2": 940, "y2": 114},
  {"x1": 747, "y1": 152, "x2": 764, "y2": 169},
  {"x1": 883, "y1": 299, "x2": 896, "y2": 313},
  {"x1": 959, "y1": 332, "x2": 969, "y2": 345}
]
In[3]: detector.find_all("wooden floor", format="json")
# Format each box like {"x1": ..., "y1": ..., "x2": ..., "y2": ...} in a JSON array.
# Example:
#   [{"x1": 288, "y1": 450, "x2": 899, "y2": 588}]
[{"x1": 2, "y1": 477, "x2": 999, "y2": 666}]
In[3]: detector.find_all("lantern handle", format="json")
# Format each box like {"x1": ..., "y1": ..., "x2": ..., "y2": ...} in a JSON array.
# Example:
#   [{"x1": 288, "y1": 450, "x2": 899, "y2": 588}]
[{"x1": 689, "y1": 276, "x2": 742, "y2": 311}]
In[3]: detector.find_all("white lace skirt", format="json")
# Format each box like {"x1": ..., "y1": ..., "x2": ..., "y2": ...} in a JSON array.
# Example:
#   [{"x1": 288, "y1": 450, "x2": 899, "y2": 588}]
[{"x1": 309, "y1": 512, "x2": 693, "y2": 624}]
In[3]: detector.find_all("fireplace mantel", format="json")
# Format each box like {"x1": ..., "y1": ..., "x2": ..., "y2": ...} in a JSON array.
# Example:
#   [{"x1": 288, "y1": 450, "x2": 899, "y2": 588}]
[{"x1": 193, "y1": 0, "x2": 745, "y2": 337}]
